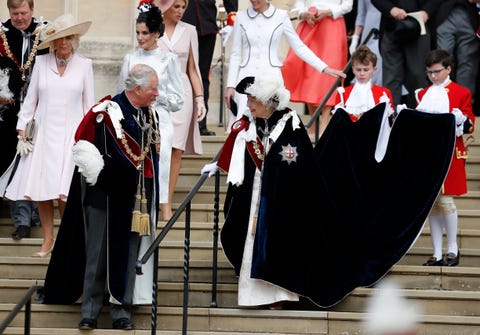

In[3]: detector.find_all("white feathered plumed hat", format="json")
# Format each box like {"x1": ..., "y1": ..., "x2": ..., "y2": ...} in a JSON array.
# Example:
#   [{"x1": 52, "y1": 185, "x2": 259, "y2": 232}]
[
  {"x1": 235, "y1": 76, "x2": 290, "y2": 110},
  {"x1": 365, "y1": 279, "x2": 421, "y2": 335}
]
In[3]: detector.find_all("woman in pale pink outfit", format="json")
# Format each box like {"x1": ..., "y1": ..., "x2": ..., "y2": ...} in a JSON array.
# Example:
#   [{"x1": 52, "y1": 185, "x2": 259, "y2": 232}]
[
  {"x1": 156, "y1": 0, "x2": 206, "y2": 221},
  {"x1": 5, "y1": 14, "x2": 94, "y2": 257}
]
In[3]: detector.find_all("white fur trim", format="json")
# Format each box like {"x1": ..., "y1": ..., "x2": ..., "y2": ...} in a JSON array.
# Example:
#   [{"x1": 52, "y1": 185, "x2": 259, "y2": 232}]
[
  {"x1": 92, "y1": 100, "x2": 124, "y2": 139},
  {"x1": 73, "y1": 140, "x2": 104, "y2": 185},
  {"x1": 0, "y1": 68, "x2": 13, "y2": 100}
]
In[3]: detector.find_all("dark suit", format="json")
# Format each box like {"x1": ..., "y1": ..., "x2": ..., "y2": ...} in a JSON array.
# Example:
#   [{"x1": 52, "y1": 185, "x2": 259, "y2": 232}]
[
  {"x1": 182, "y1": 0, "x2": 237, "y2": 131},
  {"x1": 371, "y1": 0, "x2": 441, "y2": 107},
  {"x1": 435, "y1": 0, "x2": 479, "y2": 108}
]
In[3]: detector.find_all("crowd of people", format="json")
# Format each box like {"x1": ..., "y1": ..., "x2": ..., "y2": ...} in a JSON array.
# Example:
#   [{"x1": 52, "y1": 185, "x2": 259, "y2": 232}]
[{"x1": 0, "y1": 0, "x2": 478, "y2": 331}]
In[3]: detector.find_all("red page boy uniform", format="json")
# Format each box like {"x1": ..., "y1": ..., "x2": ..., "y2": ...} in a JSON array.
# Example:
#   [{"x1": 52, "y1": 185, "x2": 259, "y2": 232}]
[{"x1": 416, "y1": 60, "x2": 475, "y2": 267}]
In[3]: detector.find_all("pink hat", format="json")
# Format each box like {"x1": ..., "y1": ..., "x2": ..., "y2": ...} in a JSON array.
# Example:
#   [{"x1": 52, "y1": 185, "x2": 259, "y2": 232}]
[{"x1": 155, "y1": 0, "x2": 176, "y2": 13}]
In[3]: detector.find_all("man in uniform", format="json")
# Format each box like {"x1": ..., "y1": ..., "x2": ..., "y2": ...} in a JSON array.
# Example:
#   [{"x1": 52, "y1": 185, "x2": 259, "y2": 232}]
[{"x1": 0, "y1": 0, "x2": 46, "y2": 239}]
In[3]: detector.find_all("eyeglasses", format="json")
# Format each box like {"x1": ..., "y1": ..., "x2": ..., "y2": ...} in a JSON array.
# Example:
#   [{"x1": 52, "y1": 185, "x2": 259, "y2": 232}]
[{"x1": 425, "y1": 67, "x2": 445, "y2": 76}]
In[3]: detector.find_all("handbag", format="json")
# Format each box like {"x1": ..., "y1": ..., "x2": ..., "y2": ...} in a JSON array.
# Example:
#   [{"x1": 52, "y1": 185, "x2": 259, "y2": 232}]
[{"x1": 24, "y1": 117, "x2": 36, "y2": 141}]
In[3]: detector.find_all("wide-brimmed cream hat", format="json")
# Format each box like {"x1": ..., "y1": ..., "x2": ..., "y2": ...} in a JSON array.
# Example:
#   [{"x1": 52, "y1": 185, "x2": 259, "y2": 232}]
[{"x1": 38, "y1": 14, "x2": 92, "y2": 50}]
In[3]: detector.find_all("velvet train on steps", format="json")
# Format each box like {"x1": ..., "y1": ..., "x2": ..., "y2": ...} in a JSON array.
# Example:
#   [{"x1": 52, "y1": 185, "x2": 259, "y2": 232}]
[{"x1": 221, "y1": 102, "x2": 456, "y2": 308}]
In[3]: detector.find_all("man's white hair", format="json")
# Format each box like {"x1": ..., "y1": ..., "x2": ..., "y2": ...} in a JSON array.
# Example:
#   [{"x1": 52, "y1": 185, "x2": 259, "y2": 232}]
[{"x1": 125, "y1": 64, "x2": 157, "y2": 91}]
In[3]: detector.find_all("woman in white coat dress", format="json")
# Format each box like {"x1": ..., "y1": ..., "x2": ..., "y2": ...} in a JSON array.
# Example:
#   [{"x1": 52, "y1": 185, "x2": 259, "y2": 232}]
[
  {"x1": 224, "y1": 0, "x2": 345, "y2": 131},
  {"x1": 5, "y1": 14, "x2": 94, "y2": 257}
]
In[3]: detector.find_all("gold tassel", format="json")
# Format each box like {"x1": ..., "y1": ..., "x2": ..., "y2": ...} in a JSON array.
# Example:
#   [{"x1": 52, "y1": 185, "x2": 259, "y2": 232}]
[
  {"x1": 131, "y1": 185, "x2": 142, "y2": 233},
  {"x1": 138, "y1": 197, "x2": 150, "y2": 236}
]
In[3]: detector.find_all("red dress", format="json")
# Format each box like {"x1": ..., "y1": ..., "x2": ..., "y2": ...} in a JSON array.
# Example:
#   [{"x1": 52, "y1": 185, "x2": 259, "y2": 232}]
[
  {"x1": 281, "y1": 17, "x2": 347, "y2": 106},
  {"x1": 417, "y1": 81, "x2": 475, "y2": 196}
]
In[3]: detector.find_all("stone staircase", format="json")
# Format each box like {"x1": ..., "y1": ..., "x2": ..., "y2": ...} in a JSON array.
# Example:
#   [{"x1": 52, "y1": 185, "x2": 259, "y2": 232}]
[{"x1": 1, "y1": 123, "x2": 480, "y2": 334}]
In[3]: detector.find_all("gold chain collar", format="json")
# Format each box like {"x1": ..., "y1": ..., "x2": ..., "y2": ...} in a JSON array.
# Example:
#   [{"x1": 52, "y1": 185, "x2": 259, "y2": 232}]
[
  {"x1": 120, "y1": 106, "x2": 154, "y2": 162},
  {"x1": 0, "y1": 25, "x2": 40, "y2": 80}
]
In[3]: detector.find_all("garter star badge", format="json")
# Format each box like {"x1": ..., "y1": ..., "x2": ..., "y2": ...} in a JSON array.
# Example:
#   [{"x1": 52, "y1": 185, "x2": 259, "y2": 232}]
[{"x1": 279, "y1": 143, "x2": 298, "y2": 165}]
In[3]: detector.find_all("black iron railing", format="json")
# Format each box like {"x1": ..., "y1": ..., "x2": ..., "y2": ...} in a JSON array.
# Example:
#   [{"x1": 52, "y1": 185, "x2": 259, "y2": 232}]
[{"x1": 0, "y1": 284, "x2": 43, "y2": 334}]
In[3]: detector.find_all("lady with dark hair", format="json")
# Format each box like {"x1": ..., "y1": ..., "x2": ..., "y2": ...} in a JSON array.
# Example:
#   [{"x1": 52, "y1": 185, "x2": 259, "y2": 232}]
[
  {"x1": 118, "y1": 2, "x2": 184, "y2": 227},
  {"x1": 117, "y1": 0, "x2": 183, "y2": 303}
]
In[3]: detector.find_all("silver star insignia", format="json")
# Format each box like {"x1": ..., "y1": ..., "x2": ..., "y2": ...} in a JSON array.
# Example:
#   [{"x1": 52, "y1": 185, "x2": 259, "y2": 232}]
[{"x1": 279, "y1": 143, "x2": 298, "y2": 165}]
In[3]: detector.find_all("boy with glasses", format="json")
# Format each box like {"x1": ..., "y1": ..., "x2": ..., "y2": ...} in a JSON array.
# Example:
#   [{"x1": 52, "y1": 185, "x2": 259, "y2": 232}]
[{"x1": 416, "y1": 49, "x2": 475, "y2": 267}]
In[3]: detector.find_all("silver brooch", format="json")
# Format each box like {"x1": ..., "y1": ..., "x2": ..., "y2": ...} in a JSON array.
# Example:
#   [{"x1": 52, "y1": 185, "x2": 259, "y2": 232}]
[
  {"x1": 279, "y1": 144, "x2": 298, "y2": 165},
  {"x1": 96, "y1": 113, "x2": 104, "y2": 123}
]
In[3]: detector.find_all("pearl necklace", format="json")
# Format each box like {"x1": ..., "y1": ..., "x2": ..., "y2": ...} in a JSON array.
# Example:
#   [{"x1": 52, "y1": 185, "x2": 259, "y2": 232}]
[{"x1": 0, "y1": 25, "x2": 40, "y2": 80}]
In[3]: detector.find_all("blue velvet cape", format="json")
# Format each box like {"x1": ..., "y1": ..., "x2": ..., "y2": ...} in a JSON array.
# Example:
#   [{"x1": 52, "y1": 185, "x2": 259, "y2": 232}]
[{"x1": 221, "y1": 104, "x2": 455, "y2": 307}]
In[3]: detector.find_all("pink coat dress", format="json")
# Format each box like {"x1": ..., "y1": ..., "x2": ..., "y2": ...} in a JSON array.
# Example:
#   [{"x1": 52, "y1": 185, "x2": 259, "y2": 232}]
[
  {"x1": 5, "y1": 53, "x2": 94, "y2": 202},
  {"x1": 158, "y1": 21, "x2": 203, "y2": 155}
]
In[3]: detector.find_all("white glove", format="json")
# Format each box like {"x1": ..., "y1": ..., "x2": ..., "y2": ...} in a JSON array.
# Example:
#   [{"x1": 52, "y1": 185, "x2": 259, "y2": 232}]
[
  {"x1": 201, "y1": 161, "x2": 219, "y2": 177},
  {"x1": 349, "y1": 35, "x2": 360, "y2": 55},
  {"x1": 72, "y1": 140, "x2": 104, "y2": 185},
  {"x1": 16, "y1": 136, "x2": 33, "y2": 156},
  {"x1": 195, "y1": 96, "x2": 207, "y2": 121},
  {"x1": 220, "y1": 25, "x2": 233, "y2": 47},
  {"x1": 452, "y1": 108, "x2": 467, "y2": 137}
]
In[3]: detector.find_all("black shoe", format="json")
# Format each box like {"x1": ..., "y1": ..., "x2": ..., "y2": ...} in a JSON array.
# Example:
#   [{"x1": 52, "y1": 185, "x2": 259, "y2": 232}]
[
  {"x1": 112, "y1": 317, "x2": 134, "y2": 330},
  {"x1": 444, "y1": 250, "x2": 460, "y2": 267},
  {"x1": 423, "y1": 256, "x2": 443, "y2": 266},
  {"x1": 200, "y1": 128, "x2": 216, "y2": 136},
  {"x1": 78, "y1": 318, "x2": 97, "y2": 330},
  {"x1": 12, "y1": 226, "x2": 31, "y2": 240}
]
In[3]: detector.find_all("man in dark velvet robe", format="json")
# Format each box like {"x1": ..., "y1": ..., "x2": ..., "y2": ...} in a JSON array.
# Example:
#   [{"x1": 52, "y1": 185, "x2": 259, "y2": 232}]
[{"x1": 42, "y1": 64, "x2": 160, "y2": 330}]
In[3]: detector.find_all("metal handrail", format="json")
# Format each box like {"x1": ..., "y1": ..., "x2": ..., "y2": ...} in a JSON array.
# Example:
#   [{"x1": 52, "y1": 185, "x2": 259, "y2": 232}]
[
  {"x1": 0, "y1": 284, "x2": 43, "y2": 335},
  {"x1": 137, "y1": 151, "x2": 221, "y2": 335}
]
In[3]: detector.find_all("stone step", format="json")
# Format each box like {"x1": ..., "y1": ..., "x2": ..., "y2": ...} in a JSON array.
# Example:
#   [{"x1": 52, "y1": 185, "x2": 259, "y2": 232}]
[
  {"x1": 467, "y1": 173, "x2": 480, "y2": 191},
  {"x1": 2, "y1": 253, "x2": 480, "y2": 292},
  {"x1": 2, "y1": 233, "x2": 480, "y2": 266},
  {"x1": 0, "y1": 304, "x2": 480, "y2": 335},
  {"x1": 3, "y1": 278, "x2": 480, "y2": 317},
  {"x1": 2, "y1": 304, "x2": 480, "y2": 334}
]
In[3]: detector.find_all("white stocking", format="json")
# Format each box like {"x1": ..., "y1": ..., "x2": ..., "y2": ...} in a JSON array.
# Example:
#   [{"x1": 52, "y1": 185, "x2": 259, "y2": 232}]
[
  {"x1": 444, "y1": 211, "x2": 459, "y2": 255},
  {"x1": 428, "y1": 215, "x2": 444, "y2": 260}
]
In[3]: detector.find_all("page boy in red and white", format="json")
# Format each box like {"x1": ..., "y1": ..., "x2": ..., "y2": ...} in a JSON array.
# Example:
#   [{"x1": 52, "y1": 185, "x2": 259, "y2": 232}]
[
  {"x1": 416, "y1": 49, "x2": 475, "y2": 267},
  {"x1": 334, "y1": 45, "x2": 395, "y2": 162},
  {"x1": 334, "y1": 45, "x2": 394, "y2": 121}
]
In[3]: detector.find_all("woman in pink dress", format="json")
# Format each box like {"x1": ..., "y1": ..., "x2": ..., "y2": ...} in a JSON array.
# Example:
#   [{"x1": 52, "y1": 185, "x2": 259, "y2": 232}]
[
  {"x1": 5, "y1": 14, "x2": 94, "y2": 257},
  {"x1": 282, "y1": 0, "x2": 352, "y2": 136},
  {"x1": 157, "y1": 0, "x2": 206, "y2": 220}
]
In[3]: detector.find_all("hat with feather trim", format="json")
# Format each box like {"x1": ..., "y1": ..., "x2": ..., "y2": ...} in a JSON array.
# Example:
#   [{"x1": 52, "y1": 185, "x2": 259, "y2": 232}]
[
  {"x1": 235, "y1": 76, "x2": 290, "y2": 110},
  {"x1": 37, "y1": 14, "x2": 91, "y2": 50}
]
